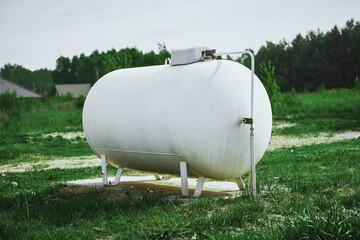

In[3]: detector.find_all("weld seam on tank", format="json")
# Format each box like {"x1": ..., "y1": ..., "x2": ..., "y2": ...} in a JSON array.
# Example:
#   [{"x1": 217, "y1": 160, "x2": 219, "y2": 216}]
[{"x1": 95, "y1": 148, "x2": 184, "y2": 157}]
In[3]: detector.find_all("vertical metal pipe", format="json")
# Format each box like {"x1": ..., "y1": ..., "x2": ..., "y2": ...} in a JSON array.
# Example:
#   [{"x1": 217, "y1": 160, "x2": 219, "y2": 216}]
[
  {"x1": 250, "y1": 131, "x2": 256, "y2": 194},
  {"x1": 215, "y1": 50, "x2": 256, "y2": 194},
  {"x1": 249, "y1": 53, "x2": 256, "y2": 195}
]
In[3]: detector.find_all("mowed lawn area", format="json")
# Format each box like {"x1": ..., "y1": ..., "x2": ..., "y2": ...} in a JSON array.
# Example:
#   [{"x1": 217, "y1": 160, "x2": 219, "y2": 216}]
[{"x1": 0, "y1": 89, "x2": 359, "y2": 239}]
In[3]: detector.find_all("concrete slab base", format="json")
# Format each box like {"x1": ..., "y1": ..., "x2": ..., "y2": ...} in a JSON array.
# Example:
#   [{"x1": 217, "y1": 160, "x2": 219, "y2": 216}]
[{"x1": 67, "y1": 175, "x2": 242, "y2": 198}]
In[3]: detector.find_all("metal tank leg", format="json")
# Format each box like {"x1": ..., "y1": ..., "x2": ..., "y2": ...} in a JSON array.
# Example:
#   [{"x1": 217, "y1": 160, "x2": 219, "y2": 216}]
[
  {"x1": 193, "y1": 176, "x2": 205, "y2": 198},
  {"x1": 180, "y1": 162, "x2": 189, "y2": 197},
  {"x1": 113, "y1": 168, "x2": 123, "y2": 185},
  {"x1": 235, "y1": 177, "x2": 246, "y2": 190},
  {"x1": 101, "y1": 155, "x2": 108, "y2": 185},
  {"x1": 101, "y1": 154, "x2": 123, "y2": 186}
]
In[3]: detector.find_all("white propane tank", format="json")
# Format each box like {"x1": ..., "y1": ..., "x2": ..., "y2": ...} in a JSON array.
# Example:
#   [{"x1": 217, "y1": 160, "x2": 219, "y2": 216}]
[{"x1": 83, "y1": 47, "x2": 272, "y2": 180}]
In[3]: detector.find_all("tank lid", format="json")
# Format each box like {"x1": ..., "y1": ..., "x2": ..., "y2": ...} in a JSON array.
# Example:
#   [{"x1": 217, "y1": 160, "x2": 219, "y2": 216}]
[{"x1": 170, "y1": 47, "x2": 216, "y2": 66}]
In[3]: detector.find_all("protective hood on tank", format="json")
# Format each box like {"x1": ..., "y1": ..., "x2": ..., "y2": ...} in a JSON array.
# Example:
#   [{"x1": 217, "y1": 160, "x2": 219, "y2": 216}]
[{"x1": 170, "y1": 47, "x2": 216, "y2": 66}]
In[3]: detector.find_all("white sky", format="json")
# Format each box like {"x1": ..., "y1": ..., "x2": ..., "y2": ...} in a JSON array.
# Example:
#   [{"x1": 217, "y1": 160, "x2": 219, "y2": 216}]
[{"x1": 0, "y1": 0, "x2": 359, "y2": 70}]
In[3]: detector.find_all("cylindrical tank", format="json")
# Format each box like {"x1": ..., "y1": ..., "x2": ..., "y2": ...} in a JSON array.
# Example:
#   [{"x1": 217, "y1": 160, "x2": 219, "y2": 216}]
[{"x1": 83, "y1": 60, "x2": 272, "y2": 180}]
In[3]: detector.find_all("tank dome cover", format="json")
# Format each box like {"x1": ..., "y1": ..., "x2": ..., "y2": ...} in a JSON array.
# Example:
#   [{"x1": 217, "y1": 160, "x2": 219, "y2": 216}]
[{"x1": 170, "y1": 47, "x2": 212, "y2": 66}]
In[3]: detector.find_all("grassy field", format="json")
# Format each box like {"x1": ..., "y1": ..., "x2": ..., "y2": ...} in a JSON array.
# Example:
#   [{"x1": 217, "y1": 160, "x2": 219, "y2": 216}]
[{"x1": 0, "y1": 88, "x2": 359, "y2": 239}]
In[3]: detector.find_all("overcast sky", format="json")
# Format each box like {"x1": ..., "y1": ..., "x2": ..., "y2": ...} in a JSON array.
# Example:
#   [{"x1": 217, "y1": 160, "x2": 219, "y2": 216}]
[{"x1": 0, "y1": 0, "x2": 359, "y2": 70}]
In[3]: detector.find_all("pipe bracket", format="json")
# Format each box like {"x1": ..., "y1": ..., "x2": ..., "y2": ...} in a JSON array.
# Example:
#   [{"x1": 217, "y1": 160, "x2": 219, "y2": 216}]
[{"x1": 242, "y1": 118, "x2": 253, "y2": 124}]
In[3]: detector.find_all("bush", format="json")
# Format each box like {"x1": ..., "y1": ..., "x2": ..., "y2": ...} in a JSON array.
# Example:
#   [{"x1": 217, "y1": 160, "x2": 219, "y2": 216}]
[
  {"x1": 259, "y1": 60, "x2": 280, "y2": 104},
  {"x1": 0, "y1": 91, "x2": 23, "y2": 118},
  {"x1": 353, "y1": 77, "x2": 360, "y2": 90},
  {"x1": 76, "y1": 94, "x2": 86, "y2": 109}
]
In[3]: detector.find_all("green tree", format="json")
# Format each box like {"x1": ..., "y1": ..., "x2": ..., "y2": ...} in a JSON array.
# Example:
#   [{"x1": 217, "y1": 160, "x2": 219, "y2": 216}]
[
  {"x1": 158, "y1": 42, "x2": 171, "y2": 62},
  {"x1": 53, "y1": 56, "x2": 71, "y2": 84},
  {"x1": 259, "y1": 60, "x2": 280, "y2": 104}
]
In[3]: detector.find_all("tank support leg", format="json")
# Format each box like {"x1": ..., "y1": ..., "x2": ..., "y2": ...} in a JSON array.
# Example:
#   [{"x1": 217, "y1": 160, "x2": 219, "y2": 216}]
[
  {"x1": 101, "y1": 155, "x2": 123, "y2": 186},
  {"x1": 235, "y1": 177, "x2": 246, "y2": 190},
  {"x1": 101, "y1": 155, "x2": 108, "y2": 185},
  {"x1": 113, "y1": 168, "x2": 123, "y2": 185},
  {"x1": 193, "y1": 176, "x2": 205, "y2": 198},
  {"x1": 180, "y1": 162, "x2": 189, "y2": 197}
]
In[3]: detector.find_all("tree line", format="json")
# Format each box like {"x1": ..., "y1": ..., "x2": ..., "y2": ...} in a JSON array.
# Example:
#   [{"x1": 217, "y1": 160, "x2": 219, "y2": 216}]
[
  {"x1": 1, "y1": 19, "x2": 359, "y2": 95},
  {"x1": 0, "y1": 44, "x2": 170, "y2": 95},
  {"x1": 52, "y1": 43, "x2": 170, "y2": 87},
  {"x1": 255, "y1": 18, "x2": 360, "y2": 91}
]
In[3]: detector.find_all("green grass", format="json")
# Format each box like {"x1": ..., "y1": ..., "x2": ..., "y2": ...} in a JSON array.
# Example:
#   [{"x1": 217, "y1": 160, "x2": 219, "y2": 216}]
[
  {"x1": 274, "y1": 88, "x2": 360, "y2": 118},
  {"x1": 0, "y1": 101, "x2": 87, "y2": 164},
  {"x1": 0, "y1": 167, "x2": 127, "y2": 199},
  {"x1": 274, "y1": 117, "x2": 358, "y2": 136},
  {"x1": 0, "y1": 89, "x2": 359, "y2": 239},
  {"x1": 0, "y1": 138, "x2": 359, "y2": 239},
  {"x1": 2, "y1": 110, "x2": 83, "y2": 136},
  {"x1": 0, "y1": 135, "x2": 93, "y2": 164},
  {"x1": 273, "y1": 88, "x2": 360, "y2": 136},
  {"x1": 18, "y1": 110, "x2": 83, "y2": 134}
]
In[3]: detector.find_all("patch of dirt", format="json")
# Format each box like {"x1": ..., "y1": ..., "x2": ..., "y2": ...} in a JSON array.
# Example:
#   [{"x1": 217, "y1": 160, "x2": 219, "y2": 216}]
[
  {"x1": 42, "y1": 132, "x2": 85, "y2": 139},
  {"x1": 272, "y1": 121, "x2": 296, "y2": 130},
  {"x1": 268, "y1": 130, "x2": 360, "y2": 151},
  {"x1": 0, "y1": 156, "x2": 99, "y2": 173},
  {"x1": 63, "y1": 181, "x2": 230, "y2": 201}
]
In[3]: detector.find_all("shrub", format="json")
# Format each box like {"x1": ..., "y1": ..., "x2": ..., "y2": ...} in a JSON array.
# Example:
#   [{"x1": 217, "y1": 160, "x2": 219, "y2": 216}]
[
  {"x1": 76, "y1": 94, "x2": 86, "y2": 109},
  {"x1": 353, "y1": 77, "x2": 360, "y2": 90},
  {"x1": 259, "y1": 60, "x2": 280, "y2": 104},
  {"x1": 58, "y1": 92, "x2": 74, "y2": 102},
  {"x1": 0, "y1": 91, "x2": 23, "y2": 118}
]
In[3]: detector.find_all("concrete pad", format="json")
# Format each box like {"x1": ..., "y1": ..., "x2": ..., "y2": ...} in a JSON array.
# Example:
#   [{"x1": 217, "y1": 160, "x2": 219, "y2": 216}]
[{"x1": 67, "y1": 175, "x2": 242, "y2": 198}]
